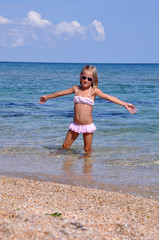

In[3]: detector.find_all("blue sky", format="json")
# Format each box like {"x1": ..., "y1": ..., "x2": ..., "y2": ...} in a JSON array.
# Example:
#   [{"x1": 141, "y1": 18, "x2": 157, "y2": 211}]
[{"x1": 0, "y1": 0, "x2": 159, "y2": 63}]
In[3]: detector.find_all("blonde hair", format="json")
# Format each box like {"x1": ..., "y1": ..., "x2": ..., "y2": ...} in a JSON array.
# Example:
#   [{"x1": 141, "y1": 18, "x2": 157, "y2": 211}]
[{"x1": 80, "y1": 65, "x2": 98, "y2": 88}]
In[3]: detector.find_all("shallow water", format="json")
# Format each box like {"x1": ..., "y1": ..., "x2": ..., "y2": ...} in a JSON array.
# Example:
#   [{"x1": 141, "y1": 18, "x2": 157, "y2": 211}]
[{"x1": 0, "y1": 62, "x2": 159, "y2": 199}]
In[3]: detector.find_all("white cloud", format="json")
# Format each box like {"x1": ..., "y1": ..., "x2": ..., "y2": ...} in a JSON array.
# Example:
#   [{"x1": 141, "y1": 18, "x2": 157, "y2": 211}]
[
  {"x1": 7, "y1": 27, "x2": 31, "y2": 48},
  {"x1": 91, "y1": 20, "x2": 105, "y2": 41},
  {"x1": 54, "y1": 21, "x2": 86, "y2": 39},
  {"x1": 0, "y1": 11, "x2": 105, "y2": 47},
  {"x1": 25, "y1": 11, "x2": 52, "y2": 28},
  {"x1": 0, "y1": 15, "x2": 12, "y2": 24},
  {"x1": 11, "y1": 38, "x2": 24, "y2": 47}
]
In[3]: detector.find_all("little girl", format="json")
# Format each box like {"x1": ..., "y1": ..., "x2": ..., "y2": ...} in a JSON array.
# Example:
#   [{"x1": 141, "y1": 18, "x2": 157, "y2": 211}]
[{"x1": 39, "y1": 65, "x2": 137, "y2": 152}]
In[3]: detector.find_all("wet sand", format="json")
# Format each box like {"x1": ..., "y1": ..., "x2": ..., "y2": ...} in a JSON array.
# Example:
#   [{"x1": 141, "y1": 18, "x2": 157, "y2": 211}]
[{"x1": 0, "y1": 175, "x2": 159, "y2": 239}]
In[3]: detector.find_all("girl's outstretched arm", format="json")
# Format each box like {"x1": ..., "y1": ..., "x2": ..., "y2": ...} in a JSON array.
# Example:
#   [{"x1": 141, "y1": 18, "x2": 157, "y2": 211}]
[
  {"x1": 39, "y1": 86, "x2": 76, "y2": 104},
  {"x1": 95, "y1": 88, "x2": 137, "y2": 114}
]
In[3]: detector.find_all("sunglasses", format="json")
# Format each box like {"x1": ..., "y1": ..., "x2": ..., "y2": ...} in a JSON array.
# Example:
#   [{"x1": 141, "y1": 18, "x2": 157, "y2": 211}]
[{"x1": 81, "y1": 75, "x2": 93, "y2": 82}]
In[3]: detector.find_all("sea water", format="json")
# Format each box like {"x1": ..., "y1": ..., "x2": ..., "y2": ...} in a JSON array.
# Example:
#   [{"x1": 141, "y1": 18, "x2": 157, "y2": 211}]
[{"x1": 0, "y1": 62, "x2": 159, "y2": 199}]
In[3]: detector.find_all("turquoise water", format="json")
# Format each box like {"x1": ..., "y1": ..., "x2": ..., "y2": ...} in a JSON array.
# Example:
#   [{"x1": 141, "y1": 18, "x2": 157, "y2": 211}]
[{"x1": 0, "y1": 62, "x2": 159, "y2": 198}]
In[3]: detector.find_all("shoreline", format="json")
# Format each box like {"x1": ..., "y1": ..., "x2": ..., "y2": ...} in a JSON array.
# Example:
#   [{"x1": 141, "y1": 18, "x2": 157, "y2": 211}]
[
  {"x1": 0, "y1": 175, "x2": 159, "y2": 239},
  {"x1": 1, "y1": 171, "x2": 159, "y2": 201}
]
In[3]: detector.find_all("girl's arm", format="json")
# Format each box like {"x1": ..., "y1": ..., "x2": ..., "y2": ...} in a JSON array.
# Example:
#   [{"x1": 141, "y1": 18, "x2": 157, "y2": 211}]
[
  {"x1": 95, "y1": 88, "x2": 137, "y2": 114},
  {"x1": 39, "y1": 86, "x2": 76, "y2": 104}
]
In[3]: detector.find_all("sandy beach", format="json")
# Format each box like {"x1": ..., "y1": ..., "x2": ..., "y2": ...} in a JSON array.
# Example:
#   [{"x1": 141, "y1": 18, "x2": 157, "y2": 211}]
[{"x1": 0, "y1": 175, "x2": 158, "y2": 240}]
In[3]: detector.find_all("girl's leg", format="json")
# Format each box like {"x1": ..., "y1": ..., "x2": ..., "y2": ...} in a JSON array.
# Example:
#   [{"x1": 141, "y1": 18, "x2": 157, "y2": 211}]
[
  {"x1": 83, "y1": 133, "x2": 93, "y2": 153},
  {"x1": 62, "y1": 130, "x2": 79, "y2": 149}
]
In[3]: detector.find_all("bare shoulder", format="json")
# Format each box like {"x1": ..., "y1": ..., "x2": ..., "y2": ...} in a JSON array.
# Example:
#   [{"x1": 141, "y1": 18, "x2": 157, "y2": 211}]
[
  {"x1": 93, "y1": 87, "x2": 101, "y2": 96},
  {"x1": 72, "y1": 85, "x2": 79, "y2": 93}
]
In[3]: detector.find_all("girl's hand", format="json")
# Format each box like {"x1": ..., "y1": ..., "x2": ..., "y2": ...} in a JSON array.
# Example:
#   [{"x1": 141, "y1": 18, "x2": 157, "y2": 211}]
[
  {"x1": 39, "y1": 96, "x2": 48, "y2": 104},
  {"x1": 124, "y1": 103, "x2": 137, "y2": 114}
]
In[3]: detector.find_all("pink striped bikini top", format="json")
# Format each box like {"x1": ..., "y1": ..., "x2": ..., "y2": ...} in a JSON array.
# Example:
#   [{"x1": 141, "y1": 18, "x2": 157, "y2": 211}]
[{"x1": 73, "y1": 86, "x2": 94, "y2": 106}]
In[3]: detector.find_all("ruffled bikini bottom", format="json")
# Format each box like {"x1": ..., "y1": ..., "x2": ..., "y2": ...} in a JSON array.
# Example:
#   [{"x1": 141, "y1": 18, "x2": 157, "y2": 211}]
[{"x1": 69, "y1": 122, "x2": 96, "y2": 134}]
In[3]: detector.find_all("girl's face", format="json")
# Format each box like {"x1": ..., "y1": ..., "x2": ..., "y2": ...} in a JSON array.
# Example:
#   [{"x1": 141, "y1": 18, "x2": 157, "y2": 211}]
[{"x1": 80, "y1": 70, "x2": 93, "y2": 88}]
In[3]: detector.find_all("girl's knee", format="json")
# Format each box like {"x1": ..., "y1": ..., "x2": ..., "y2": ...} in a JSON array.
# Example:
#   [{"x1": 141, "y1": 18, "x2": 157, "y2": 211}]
[
  {"x1": 83, "y1": 133, "x2": 93, "y2": 153},
  {"x1": 84, "y1": 146, "x2": 92, "y2": 153}
]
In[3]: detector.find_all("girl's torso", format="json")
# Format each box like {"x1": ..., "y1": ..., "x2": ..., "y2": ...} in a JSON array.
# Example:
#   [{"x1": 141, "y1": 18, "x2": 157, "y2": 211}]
[{"x1": 73, "y1": 86, "x2": 95, "y2": 125}]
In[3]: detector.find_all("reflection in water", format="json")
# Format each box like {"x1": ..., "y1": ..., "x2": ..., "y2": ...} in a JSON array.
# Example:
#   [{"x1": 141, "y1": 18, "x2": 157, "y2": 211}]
[{"x1": 49, "y1": 148, "x2": 93, "y2": 181}]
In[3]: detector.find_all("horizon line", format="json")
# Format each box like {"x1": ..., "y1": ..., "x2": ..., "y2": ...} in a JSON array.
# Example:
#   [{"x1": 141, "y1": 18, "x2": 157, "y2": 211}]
[{"x1": 0, "y1": 61, "x2": 159, "y2": 65}]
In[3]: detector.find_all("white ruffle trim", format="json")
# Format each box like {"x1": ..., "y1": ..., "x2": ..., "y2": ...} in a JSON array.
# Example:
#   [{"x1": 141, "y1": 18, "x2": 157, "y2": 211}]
[{"x1": 69, "y1": 122, "x2": 96, "y2": 133}]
